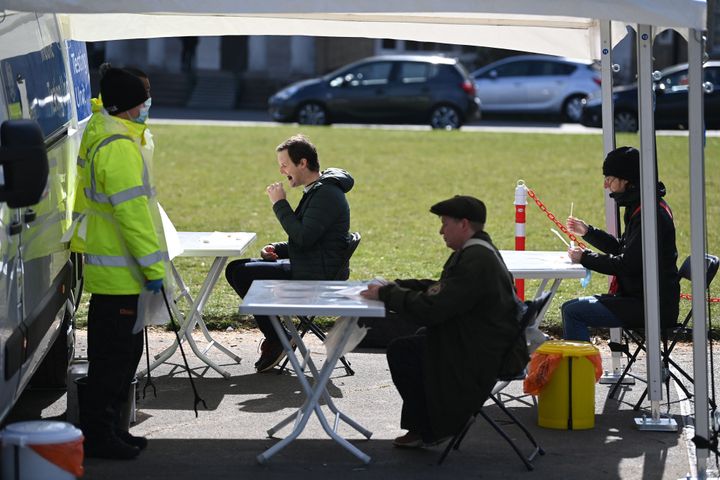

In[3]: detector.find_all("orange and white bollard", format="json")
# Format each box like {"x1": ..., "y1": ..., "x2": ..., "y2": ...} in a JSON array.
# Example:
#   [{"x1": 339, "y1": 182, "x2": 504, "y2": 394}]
[{"x1": 514, "y1": 180, "x2": 527, "y2": 300}]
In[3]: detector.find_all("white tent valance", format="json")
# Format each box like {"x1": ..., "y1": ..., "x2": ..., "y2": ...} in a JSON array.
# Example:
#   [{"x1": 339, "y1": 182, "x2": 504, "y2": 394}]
[{"x1": 0, "y1": 0, "x2": 707, "y2": 60}]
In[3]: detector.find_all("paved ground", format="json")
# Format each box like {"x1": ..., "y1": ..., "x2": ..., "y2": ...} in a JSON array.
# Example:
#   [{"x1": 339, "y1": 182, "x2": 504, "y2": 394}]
[{"x1": 5, "y1": 329, "x2": 708, "y2": 480}]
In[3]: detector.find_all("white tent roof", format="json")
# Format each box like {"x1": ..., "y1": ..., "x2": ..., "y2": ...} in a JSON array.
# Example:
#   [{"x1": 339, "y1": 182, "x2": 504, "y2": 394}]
[{"x1": 0, "y1": 0, "x2": 708, "y2": 60}]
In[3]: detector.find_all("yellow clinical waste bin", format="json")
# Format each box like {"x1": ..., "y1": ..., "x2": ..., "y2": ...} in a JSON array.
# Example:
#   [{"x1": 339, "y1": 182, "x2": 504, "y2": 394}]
[{"x1": 535, "y1": 340, "x2": 600, "y2": 430}]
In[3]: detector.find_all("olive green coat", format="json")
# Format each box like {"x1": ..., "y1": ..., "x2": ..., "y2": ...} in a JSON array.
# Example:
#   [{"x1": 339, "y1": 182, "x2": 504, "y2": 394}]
[{"x1": 379, "y1": 231, "x2": 520, "y2": 438}]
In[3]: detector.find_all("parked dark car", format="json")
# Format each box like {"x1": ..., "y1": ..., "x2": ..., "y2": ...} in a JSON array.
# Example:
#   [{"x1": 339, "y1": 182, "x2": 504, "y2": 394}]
[
  {"x1": 268, "y1": 55, "x2": 481, "y2": 129},
  {"x1": 581, "y1": 61, "x2": 720, "y2": 131}
]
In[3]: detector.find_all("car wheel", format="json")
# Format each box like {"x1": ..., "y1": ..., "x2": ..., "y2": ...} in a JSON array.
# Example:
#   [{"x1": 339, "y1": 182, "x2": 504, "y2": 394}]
[
  {"x1": 614, "y1": 111, "x2": 638, "y2": 132},
  {"x1": 430, "y1": 105, "x2": 462, "y2": 130},
  {"x1": 296, "y1": 103, "x2": 328, "y2": 125},
  {"x1": 562, "y1": 95, "x2": 586, "y2": 123}
]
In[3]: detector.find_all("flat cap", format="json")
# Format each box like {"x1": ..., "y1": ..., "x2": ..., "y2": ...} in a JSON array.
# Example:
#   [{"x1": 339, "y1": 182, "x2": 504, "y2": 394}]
[{"x1": 430, "y1": 195, "x2": 486, "y2": 223}]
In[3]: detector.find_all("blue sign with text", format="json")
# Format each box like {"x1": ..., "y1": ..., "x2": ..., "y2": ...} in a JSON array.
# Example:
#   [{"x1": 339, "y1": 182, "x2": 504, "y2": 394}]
[
  {"x1": 66, "y1": 40, "x2": 91, "y2": 122},
  {"x1": 0, "y1": 42, "x2": 71, "y2": 138}
]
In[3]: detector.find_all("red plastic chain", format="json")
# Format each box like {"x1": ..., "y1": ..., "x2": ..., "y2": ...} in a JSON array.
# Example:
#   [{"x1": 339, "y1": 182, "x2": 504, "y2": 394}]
[
  {"x1": 680, "y1": 293, "x2": 720, "y2": 303},
  {"x1": 526, "y1": 185, "x2": 720, "y2": 303},
  {"x1": 525, "y1": 186, "x2": 587, "y2": 250}
]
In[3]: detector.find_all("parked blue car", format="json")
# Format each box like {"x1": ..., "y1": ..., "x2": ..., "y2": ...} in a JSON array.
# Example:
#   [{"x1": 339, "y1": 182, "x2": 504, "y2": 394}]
[{"x1": 581, "y1": 61, "x2": 720, "y2": 131}]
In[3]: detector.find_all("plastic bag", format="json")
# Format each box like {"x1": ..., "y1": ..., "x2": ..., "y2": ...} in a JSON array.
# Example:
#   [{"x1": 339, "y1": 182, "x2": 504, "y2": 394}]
[
  {"x1": 133, "y1": 289, "x2": 171, "y2": 334},
  {"x1": 523, "y1": 352, "x2": 563, "y2": 395},
  {"x1": 324, "y1": 317, "x2": 369, "y2": 357}
]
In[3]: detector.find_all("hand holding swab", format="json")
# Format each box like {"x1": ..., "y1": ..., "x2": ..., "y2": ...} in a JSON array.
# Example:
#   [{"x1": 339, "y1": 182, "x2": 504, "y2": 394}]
[{"x1": 550, "y1": 228, "x2": 570, "y2": 248}]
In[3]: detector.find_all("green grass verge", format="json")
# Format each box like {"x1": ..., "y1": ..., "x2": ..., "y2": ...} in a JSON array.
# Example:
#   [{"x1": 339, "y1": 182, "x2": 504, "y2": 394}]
[{"x1": 76, "y1": 124, "x2": 720, "y2": 334}]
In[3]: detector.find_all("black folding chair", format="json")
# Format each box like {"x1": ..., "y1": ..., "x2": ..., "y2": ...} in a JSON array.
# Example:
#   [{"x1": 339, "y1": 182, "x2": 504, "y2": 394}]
[
  {"x1": 608, "y1": 254, "x2": 719, "y2": 410},
  {"x1": 278, "y1": 232, "x2": 362, "y2": 376},
  {"x1": 438, "y1": 291, "x2": 552, "y2": 470}
]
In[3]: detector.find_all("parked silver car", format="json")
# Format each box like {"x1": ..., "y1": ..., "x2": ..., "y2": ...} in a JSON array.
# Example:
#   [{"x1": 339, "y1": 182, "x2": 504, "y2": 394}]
[{"x1": 471, "y1": 55, "x2": 601, "y2": 122}]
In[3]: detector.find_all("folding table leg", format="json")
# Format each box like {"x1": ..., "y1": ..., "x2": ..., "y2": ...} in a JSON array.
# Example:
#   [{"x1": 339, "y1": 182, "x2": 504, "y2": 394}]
[{"x1": 259, "y1": 315, "x2": 371, "y2": 464}]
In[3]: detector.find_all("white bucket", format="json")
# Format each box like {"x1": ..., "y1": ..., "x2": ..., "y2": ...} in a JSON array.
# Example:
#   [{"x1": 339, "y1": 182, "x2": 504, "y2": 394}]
[{"x1": 1, "y1": 420, "x2": 84, "y2": 480}]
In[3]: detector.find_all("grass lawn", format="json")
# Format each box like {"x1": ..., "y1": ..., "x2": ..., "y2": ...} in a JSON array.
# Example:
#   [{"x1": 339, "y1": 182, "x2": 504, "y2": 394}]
[{"x1": 89, "y1": 124, "x2": 720, "y2": 333}]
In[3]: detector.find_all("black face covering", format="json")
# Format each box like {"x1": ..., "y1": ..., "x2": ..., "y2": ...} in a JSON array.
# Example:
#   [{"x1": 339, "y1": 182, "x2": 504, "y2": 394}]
[{"x1": 609, "y1": 185, "x2": 640, "y2": 207}]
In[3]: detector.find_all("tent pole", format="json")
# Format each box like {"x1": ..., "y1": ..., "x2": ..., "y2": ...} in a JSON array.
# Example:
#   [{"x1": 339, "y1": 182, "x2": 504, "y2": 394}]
[
  {"x1": 634, "y1": 24, "x2": 673, "y2": 431},
  {"x1": 688, "y1": 27, "x2": 709, "y2": 480},
  {"x1": 597, "y1": 20, "x2": 629, "y2": 386}
]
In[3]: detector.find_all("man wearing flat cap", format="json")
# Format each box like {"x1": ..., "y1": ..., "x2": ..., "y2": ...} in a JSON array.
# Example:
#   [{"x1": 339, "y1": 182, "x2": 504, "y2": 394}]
[
  {"x1": 361, "y1": 195, "x2": 522, "y2": 448},
  {"x1": 562, "y1": 146, "x2": 679, "y2": 342}
]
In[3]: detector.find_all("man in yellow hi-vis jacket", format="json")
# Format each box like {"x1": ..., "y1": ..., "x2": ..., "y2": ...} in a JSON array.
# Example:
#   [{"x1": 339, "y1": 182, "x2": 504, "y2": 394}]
[{"x1": 77, "y1": 67, "x2": 164, "y2": 460}]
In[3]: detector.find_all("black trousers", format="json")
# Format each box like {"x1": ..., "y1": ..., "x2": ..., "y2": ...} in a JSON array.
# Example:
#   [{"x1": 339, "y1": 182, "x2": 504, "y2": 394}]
[
  {"x1": 81, "y1": 294, "x2": 144, "y2": 439},
  {"x1": 386, "y1": 333, "x2": 437, "y2": 442},
  {"x1": 225, "y1": 258, "x2": 292, "y2": 341}
]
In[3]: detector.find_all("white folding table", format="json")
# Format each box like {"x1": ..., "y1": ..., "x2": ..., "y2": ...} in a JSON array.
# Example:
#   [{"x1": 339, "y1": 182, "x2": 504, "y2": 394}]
[
  {"x1": 239, "y1": 280, "x2": 385, "y2": 464},
  {"x1": 138, "y1": 231, "x2": 256, "y2": 379},
  {"x1": 500, "y1": 250, "x2": 587, "y2": 348}
]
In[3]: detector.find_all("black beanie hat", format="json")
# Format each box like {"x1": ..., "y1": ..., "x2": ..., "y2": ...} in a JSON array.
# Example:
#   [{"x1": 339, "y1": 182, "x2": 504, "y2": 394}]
[
  {"x1": 100, "y1": 68, "x2": 148, "y2": 115},
  {"x1": 603, "y1": 146, "x2": 640, "y2": 185},
  {"x1": 430, "y1": 195, "x2": 487, "y2": 223}
]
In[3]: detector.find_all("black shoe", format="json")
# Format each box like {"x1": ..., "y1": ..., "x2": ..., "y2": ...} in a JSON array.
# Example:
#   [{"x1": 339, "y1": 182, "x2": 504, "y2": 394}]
[
  {"x1": 116, "y1": 429, "x2": 148, "y2": 451},
  {"x1": 84, "y1": 434, "x2": 140, "y2": 460},
  {"x1": 255, "y1": 339, "x2": 287, "y2": 373}
]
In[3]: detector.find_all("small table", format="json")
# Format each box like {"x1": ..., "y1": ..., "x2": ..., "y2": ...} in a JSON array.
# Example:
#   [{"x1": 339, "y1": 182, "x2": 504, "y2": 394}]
[
  {"x1": 500, "y1": 250, "x2": 586, "y2": 348},
  {"x1": 138, "y1": 231, "x2": 256, "y2": 379},
  {"x1": 239, "y1": 280, "x2": 385, "y2": 464}
]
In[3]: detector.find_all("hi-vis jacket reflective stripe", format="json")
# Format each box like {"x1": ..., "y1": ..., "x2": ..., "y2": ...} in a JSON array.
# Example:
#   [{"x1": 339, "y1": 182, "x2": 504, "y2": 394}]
[
  {"x1": 78, "y1": 109, "x2": 164, "y2": 295},
  {"x1": 70, "y1": 97, "x2": 104, "y2": 254}
]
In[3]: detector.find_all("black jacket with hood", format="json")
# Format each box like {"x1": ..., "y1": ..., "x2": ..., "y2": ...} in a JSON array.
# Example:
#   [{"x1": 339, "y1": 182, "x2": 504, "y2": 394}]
[
  {"x1": 580, "y1": 183, "x2": 679, "y2": 329},
  {"x1": 271, "y1": 168, "x2": 354, "y2": 280}
]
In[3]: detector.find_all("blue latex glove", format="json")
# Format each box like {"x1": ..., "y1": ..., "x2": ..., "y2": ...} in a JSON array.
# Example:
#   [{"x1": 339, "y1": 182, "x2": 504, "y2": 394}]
[
  {"x1": 580, "y1": 269, "x2": 592, "y2": 288},
  {"x1": 145, "y1": 278, "x2": 163, "y2": 293}
]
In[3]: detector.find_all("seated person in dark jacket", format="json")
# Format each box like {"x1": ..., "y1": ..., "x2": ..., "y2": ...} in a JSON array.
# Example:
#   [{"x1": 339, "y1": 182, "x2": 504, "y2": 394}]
[
  {"x1": 562, "y1": 146, "x2": 679, "y2": 341},
  {"x1": 225, "y1": 134, "x2": 354, "y2": 372},
  {"x1": 361, "y1": 196, "x2": 522, "y2": 448}
]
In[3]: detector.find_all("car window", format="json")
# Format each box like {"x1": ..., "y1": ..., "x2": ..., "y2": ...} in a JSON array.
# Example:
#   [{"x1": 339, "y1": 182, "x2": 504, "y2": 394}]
[
  {"x1": 491, "y1": 61, "x2": 531, "y2": 77},
  {"x1": 526, "y1": 61, "x2": 577, "y2": 76},
  {"x1": 338, "y1": 62, "x2": 393, "y2": 87},
  {"x1": 398, "y1": 62, "x2": 439, "y2": 84}
]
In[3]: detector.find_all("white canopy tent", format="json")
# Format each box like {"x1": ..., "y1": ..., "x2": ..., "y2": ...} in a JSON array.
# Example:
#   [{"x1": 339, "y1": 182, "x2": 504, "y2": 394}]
[{"x1": 0, "y1": 0, "x2": 712, "y2": 476}]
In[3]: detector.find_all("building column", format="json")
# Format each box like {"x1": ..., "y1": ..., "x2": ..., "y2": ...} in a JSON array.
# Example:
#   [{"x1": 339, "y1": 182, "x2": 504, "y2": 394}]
[
  {"x1": 147, "y1": 39, "x2": 165, "y2": 68},
  {"x1": 248, "y1": 36, "x2": 268, "y2": 72},
  {"x1": 196, "y1": 37, "x2": 221, "y2": 71},
  {"x1": 290, "y1": 36, "x2": 315, "y2": 75}
]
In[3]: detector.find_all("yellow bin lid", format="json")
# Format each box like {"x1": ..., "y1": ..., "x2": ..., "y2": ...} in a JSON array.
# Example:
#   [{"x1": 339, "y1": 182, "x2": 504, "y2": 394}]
[{"x1": 536, "y1": 340, "x2": 599, "y2": 357}]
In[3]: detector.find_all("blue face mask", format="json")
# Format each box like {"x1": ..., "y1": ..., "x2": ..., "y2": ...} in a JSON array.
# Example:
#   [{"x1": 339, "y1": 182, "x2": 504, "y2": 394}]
[{"x1": 132, "y1": 98, "x2": 152, "y2": 124}]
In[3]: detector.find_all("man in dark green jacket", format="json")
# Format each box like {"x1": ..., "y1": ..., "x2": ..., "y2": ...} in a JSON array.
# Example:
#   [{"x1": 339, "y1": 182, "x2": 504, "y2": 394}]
[
  {"x1": 361, "y1": 196, "x2": 521, "y2": 448},
  {"x1": 226, "y1": 134, "x2": 354, "y2": 372}
]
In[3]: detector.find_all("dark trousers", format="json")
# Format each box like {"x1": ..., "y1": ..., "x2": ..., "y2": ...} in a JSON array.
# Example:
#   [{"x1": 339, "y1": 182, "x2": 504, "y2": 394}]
[
  {"x1": 81, "y1": 294, "x2": 144, "y2": 439},
  {"x1": 386, "y1": 333, "x2": 436, "y2": 442},
  {"x1": 225, "y1": 259, "x2": 292, "y2": 341}
]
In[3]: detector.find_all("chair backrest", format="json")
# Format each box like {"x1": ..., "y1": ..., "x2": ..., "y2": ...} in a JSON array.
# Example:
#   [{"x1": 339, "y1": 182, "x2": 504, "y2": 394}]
[
  {"x1": 678, "y1": 254, "x2": 720, "y2": 286},
  {"x1": 496, "y1": 291, "x2": 553, "y2": 381},
  {"x1": 333, "y1": 232, "x2": 362, "y2": 281},
  {"x1": 522, "y1": 291, "x2": 553, "y2": 331}
]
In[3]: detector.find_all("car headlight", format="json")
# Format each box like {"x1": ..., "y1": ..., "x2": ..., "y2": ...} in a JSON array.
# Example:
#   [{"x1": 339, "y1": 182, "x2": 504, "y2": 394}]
[{"x1": 275, "y1": 86, "x2": 299, "y2": 100}]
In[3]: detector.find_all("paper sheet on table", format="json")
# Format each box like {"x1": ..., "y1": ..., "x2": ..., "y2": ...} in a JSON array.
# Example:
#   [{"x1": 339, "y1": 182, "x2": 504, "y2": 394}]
[
  {"x1": 332, "y1": 285, "x2": 367, "y2": 298},
  {"x1": 324, "y1": 318, "x2": 369, "y2": 357},
  {"x1": 159, "y1": 203, "x2": 183, "y2": 260}
]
